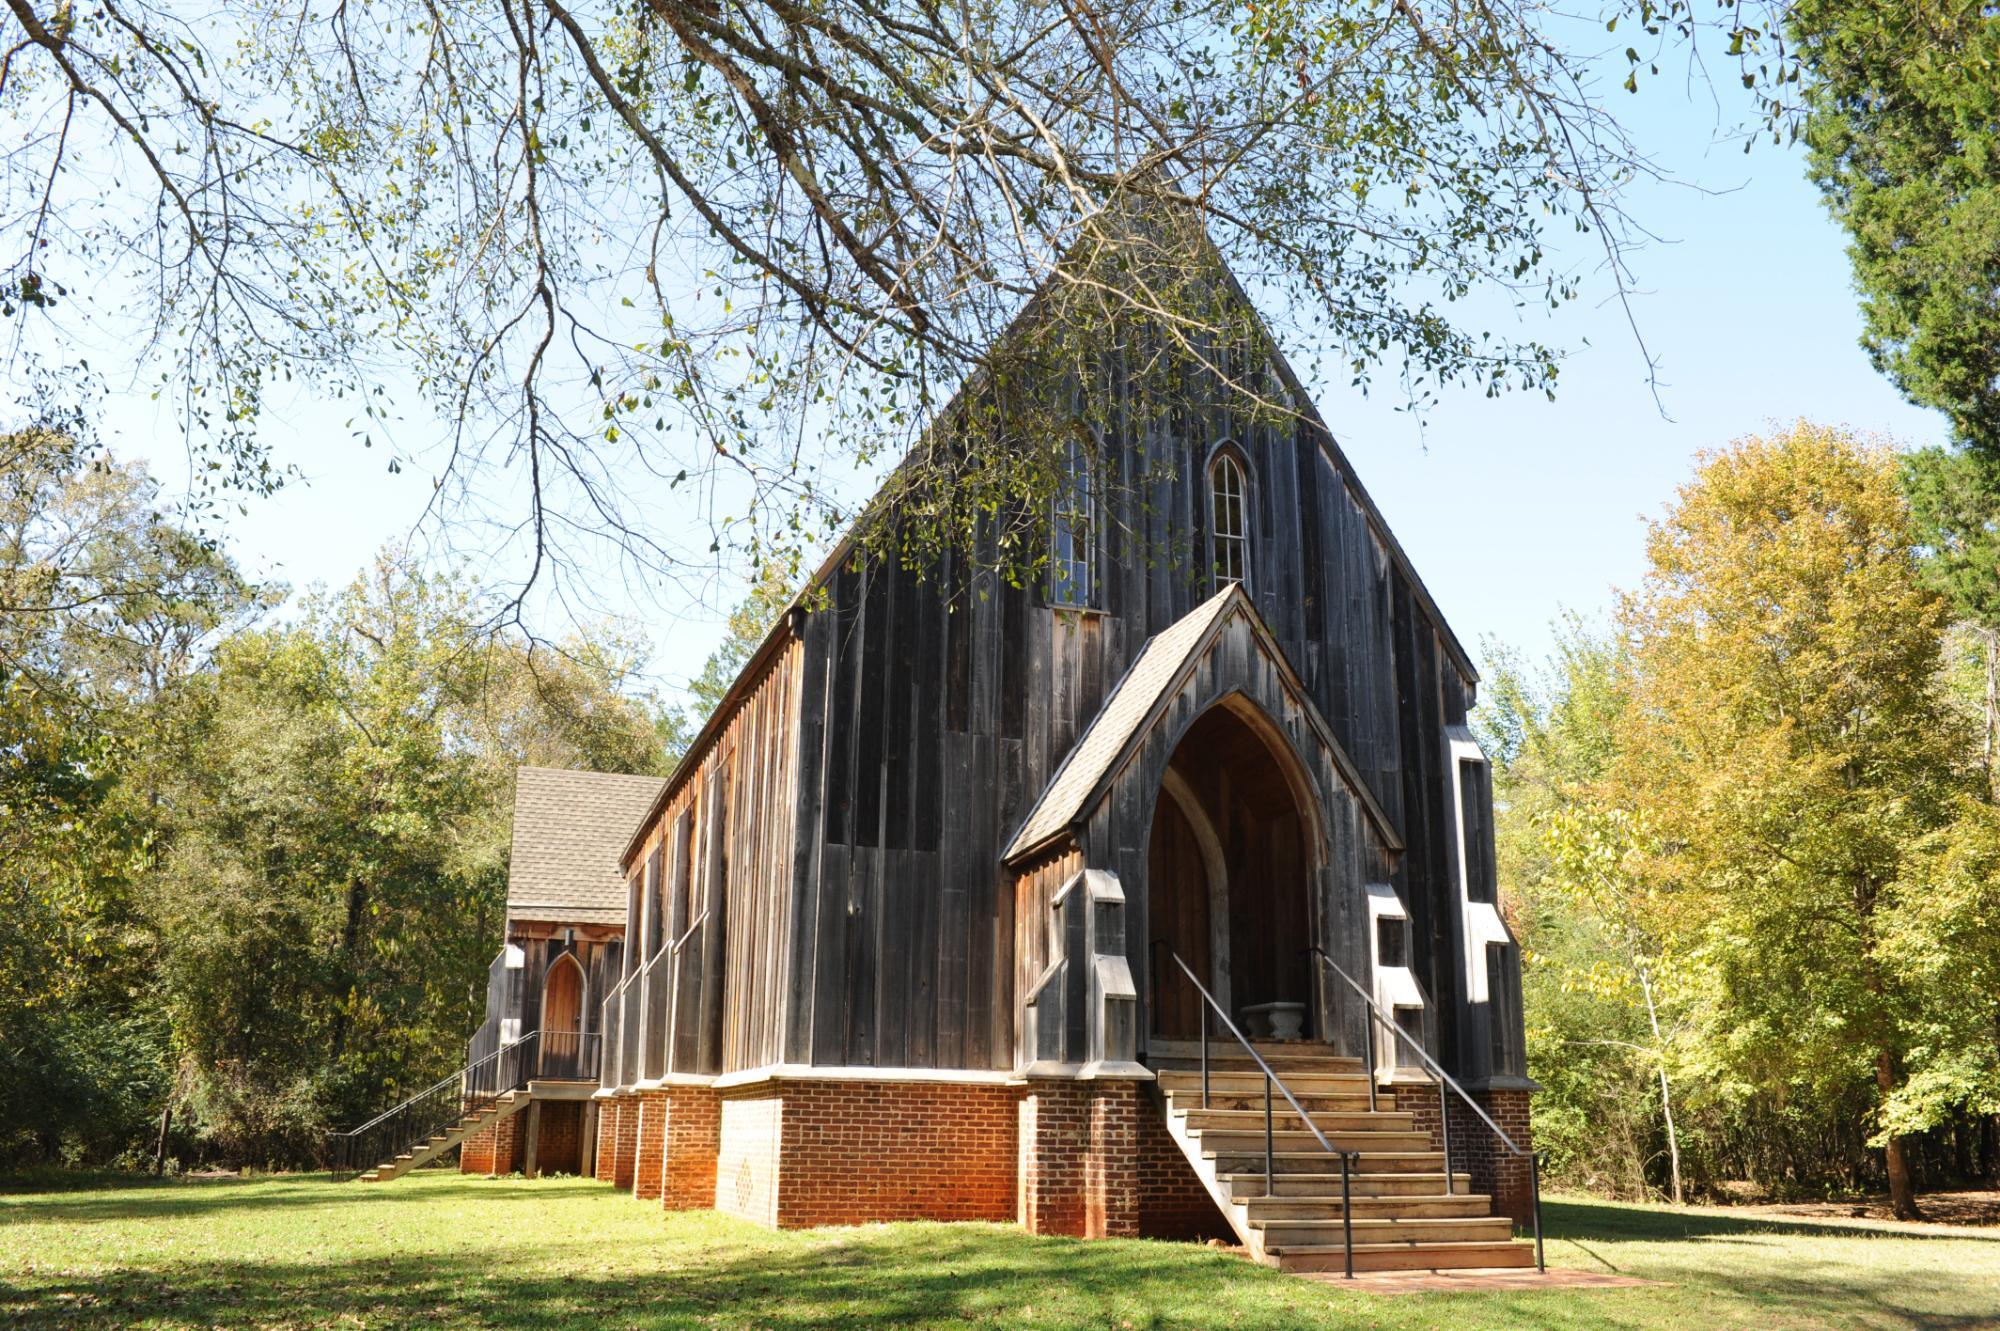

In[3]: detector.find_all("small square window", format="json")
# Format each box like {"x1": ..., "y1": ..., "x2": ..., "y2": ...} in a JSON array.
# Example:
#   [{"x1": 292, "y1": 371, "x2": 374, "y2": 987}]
[{"x1": 1376, "y1": 915, "x2": 1408, "y2": 969}]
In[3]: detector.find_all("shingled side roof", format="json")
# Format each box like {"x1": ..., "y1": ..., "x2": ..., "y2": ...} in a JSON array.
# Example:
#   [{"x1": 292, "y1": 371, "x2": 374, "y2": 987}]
[{"x1": 507, "y1": 766, "x2": 667, "y2": 927}]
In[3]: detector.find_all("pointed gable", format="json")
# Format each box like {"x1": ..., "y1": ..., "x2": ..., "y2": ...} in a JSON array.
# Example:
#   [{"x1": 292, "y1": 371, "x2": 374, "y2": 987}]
[{"x1": 1004, "y1": 585, "x2": 1399, "y2": 863}]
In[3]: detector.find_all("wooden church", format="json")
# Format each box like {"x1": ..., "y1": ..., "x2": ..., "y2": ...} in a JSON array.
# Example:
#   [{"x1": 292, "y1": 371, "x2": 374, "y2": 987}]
[{"x1": 386, "y1": 250, "x2": 1541, "y2": 1273}]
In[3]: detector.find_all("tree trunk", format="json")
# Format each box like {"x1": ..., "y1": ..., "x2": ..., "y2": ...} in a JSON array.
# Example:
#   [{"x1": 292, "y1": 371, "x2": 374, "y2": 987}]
[
  {"x1": 1877, "y1": 1046, "x2": 1922, "y2": 1220},
  {"x1": 153, "y1": 1104, "x2": 172, "y2": 1175},
  {"x1": 1985, "y1": 629, "x2": 1999, "y2": 799},
  {"x1": 1637, "y1": 963, "x2": 1684, "y2": 1205},
  {"x1": 329, "y1": 878, "x2": 368, "y2": 1059}
]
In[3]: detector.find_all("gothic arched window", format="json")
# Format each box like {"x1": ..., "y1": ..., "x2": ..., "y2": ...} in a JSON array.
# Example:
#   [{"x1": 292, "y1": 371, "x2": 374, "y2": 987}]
[
  {"x1": 1049, "y1": 434, "x2": 1095, "y2": 607},
  {"x1": 1207, "y1": 451, "x2": 1249, "y2": 591}
]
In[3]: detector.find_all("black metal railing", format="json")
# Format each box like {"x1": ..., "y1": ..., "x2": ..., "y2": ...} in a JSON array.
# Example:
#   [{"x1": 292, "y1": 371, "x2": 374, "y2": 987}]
[
  {"x1": 1309, "y1": 947, "x2": 1545, "y2": 1273},
  {"x1": 1169, "y1": 953, "x2": 1361, "y2": 1279},
  {"x1": 535, "y1": 1029, "x2": 601, "y2": 1081},
  {"x1": 326, "y1": 1030, "x2": 541, "y2": 1183}
]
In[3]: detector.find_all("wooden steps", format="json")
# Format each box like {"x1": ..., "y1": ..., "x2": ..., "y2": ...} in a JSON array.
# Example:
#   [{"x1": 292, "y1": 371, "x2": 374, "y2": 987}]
[
  {"x1": 358, "y1": 1090, "x2": 531, "y2": 1182},
  {"x1": 1148, "y1": 1044, "x2": 1536, "y2": 1274}
]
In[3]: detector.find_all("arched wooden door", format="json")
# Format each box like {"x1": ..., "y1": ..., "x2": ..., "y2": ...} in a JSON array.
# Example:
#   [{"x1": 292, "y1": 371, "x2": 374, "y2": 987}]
[
  {"x1": 541, "y1": 953, "x2": 585, "y2": 1078},
  {"x1": 1147, "y1": 790, "x2": 1213, "y2": 1038},
  {"x1": 1147, "y1": 701, "x2": 1317, "y2": 1044}
]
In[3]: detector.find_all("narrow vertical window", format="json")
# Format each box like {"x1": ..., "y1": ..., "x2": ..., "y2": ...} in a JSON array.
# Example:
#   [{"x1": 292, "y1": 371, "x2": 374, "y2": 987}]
[
  {"x1": 1050, "y1": 433, "x2": 1093, "y2": 607},
  {"x1": 1208, "y1": 452, "x2": 1249, "y2": 590},
  {"x1": 1458, "y1": 759, "x2": 1497, "y2": 904}
]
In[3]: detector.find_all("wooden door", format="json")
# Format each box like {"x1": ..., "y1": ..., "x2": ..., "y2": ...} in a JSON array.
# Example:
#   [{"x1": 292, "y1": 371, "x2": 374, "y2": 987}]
[
  {"x1": 542, "y1": 954, "x2": 584, "y2": 1077},
  {"x1": 1147, "y1": 790, "x2": 1212, "y2": 1039}
]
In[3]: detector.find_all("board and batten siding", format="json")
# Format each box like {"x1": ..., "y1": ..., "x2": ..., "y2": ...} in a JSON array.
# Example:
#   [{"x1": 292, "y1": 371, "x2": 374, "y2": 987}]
[
  {"x1": 621, "y1": 635, "x2": 805, "y2": 1076},
  {"x1": 779, "y1": 335, "x2": 1484, "y2": 1076}
]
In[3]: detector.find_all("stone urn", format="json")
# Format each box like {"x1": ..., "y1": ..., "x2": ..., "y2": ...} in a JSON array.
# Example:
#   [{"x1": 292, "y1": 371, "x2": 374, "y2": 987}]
[{"x1": 1243, "y1": 1001, "x2": 1307, "y2": 1041}]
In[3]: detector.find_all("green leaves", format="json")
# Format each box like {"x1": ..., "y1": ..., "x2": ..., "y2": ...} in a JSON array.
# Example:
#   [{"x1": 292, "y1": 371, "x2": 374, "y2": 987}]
[
  {"x1": 1486, "y1": 425, "x2": 2000, "y2": 1205},
  {"x1": 1794, "y1": 0, "x2": 2000, "y2": 453}
]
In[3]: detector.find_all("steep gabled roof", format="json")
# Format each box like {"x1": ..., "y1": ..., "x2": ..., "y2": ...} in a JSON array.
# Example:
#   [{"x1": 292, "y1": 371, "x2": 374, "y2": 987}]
[
  {"x1": 1003, "y1": 585, "x2": 1401, "y2": 863},
  {"x1": 626, "y1": 238, "x2": 1476, "y2": 862},
  {"x1": 509, "y1": 766, "x2": 666, "y2": 926}
]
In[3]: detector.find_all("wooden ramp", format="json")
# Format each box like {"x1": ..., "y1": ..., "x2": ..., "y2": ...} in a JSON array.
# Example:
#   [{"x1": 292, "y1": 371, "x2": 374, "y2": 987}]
[
  {"x1": 1149, "y1": 1042, "x2": 1535, "y2": 1274},
  {"x1": 358, "y1": 1089, "x2": 532, "y2": 1183}
]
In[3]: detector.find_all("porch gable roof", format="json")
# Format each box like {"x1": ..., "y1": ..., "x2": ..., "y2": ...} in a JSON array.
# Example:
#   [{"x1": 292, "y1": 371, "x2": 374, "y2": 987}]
[
  {"x1": 1002, "y1": 585, "x2": 1401, "y2": 863},
  {"x1": 507, "y1": 765, "x2": 667, "y2": 926}
]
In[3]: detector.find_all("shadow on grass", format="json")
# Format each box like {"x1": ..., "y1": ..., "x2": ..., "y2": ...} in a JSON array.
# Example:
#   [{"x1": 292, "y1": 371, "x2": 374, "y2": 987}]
[
  {"x1": 6, "y1": 1203, "x2": 2000, "y2": 1331},
  {"x1": 0, "y1": 1172, "x2": 606, "y2": 1225},
  {"x1": 1542, "y1": 1198, "x2": 2000, "y2": 1246}
]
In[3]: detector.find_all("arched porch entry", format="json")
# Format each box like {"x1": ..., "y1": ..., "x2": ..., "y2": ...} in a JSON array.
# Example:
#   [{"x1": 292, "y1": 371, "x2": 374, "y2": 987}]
[
  {"x1": 1146, "y1": 699, "x2": 1319, "y2": 1042},
  {"x1": 540, "y1": 952, "x2": 587, "y2": 1078}
]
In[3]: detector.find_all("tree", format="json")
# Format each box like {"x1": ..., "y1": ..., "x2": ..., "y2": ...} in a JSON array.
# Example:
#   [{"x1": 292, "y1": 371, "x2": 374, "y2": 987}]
[
  {"x1": 1481, "y1": 625, "x2": 1696, "y2": 1203},
  {"x1": 0, "y1": 426, "x2": 262, "y2": 1166},
  {"x1": 149, "y1": 551, "x2": 669, "y2": 1164},
  {"x1": 653, "y1": 561, "x2": 798, "y2": 766},
  {"x1": 0, "y1": 0, "x2": 1673, "y2": 604},
  {"x1": 1900, "y1": 445, "x2": 2000, "y2": 788},
  {"x1": 1615, "y1": 422, "x2": 1973, "y2": 1219},
  {"x1": 1792, "y1": 1, "x2": 2000, "y2": 454}
]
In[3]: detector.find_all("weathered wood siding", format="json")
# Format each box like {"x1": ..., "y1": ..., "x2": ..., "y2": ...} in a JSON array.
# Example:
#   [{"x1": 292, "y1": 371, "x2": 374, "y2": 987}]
[
  {"x1": 501, "y1": 925, "x2": 623, "y2": 1057},
  {"x1": 780, "y1": 335, "x2": 1492, "y2": 1076},
  {"x1": 1009, "y1": 844, "x2": 1086, "y2": 1065},
  {"x1": 622, "y1": 637, "x2": 804, "y2": 1075}
]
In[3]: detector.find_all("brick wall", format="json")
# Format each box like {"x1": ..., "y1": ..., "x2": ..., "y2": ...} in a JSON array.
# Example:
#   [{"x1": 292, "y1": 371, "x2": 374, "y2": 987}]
[
  {"x1": 604, "y1": 1092, "x2": 640, "y2": 1189},
  {"x1": 783, "y1": 1081, "x2": 1018, "y2": 1227},
  {"x1": 632, "y1": 1088, "x2": 670, "y2": 1201},
  {"x1": 582, "y1": 1074, "x2": 1220, "y2": 1242},
  {"x1": 661, "y1": 1085, "x2": 722, "y2": 1210},
  {"x1": 1136, "y1": 1093, "x2": 1231, "y2": 1240},
  {"x1": 1018, "y1": 1079, "x2": 1145, "y2": 1238},
  {"x1": 593, "y1": 1098, "x2": 622, "y2": 1183},
  {"x1": 1456, "y1": 1088, "x2": 1535, "y2": 1225},
  {"x1": 1398, "y1": 1085, "x2": 1443, "y2": 1153},
  {"x1": 460, "y1": 1104, "x2": 524, "y2": 1175},
  {"x1": 1397, "y1": 1083, "x2": 1535, "y2": 1225},
  {"x1": 537, "y1": 1101, "x2": 583, "y2": 1175},
  {"x1": 715, "y1": 1080, "x2": 1019, "y2": 1228}
]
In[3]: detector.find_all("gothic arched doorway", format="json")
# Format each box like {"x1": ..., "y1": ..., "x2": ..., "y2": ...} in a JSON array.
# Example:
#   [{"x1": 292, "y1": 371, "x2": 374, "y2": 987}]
[
  {"x1": 541, "y1": 952, "x2": 586, "y2": 1078},
  {"x1": 1147, "y1": 700, "x2": 1317, "y2": 1042}
]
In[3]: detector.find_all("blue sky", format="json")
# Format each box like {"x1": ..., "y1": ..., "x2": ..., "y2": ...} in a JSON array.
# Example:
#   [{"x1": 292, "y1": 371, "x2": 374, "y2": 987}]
[{"x1": 108, "y1": 64, "x2": 1948, "y2": 705}]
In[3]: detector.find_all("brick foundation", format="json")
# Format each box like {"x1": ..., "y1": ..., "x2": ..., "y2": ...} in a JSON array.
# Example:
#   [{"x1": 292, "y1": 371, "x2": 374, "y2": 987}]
[
  {"x1": 1017, "y1": 1079, "x2": 1145, "y2": 1238},
  {"x1": 1398, "y1": 1083, "x2": 1535, "y2": 1226},
  {"x1": 535, "y1": 1101, "x2": 583, "y2": 1176},
  {"x1": 632, "y1": 1088, "x2": 671, "y2": 1201},
  {"x1": 601, "y1": 1092, "x2": 640, "y2": 1189},
  {"x1": 1136, "y1": 1090, "x2": 1232, "y2": 1240},
  {"x1": 717, "y1": 1092, "x2": 784, "y2": 1226},
  {"x1": 582, "y1": 1073, "x2": 1217, "y2": 1240},
  {"x1": 661, "y1": 1085, "x2": 722, "y2": 1209},
  {"x1": 592, "y1": 1098, "x2": 622, "y2": 1183},
  {"x1": 717, "y1": 1079, "x2": 1021, "y2": 1228},
  {"x1": 460, "y1": 1103, "x2": 525, "y2": 1175}
]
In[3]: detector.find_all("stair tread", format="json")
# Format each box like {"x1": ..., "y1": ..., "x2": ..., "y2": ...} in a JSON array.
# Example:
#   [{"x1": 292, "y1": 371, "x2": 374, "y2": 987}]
[
  {"x1": 1254, "y1": 1217, "x2": 1513, "y2": 1232},
  {"x1": 1264, "y1": 1231, "x2": 1528, "y2": 1247}
]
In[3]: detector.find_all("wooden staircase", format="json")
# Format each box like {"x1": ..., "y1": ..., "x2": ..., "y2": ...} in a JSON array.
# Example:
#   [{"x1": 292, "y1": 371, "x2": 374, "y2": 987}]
[
  {"x1": 1150, "y1": 1041, "x2": 1535, "y2": 1273},
  {"x1": 358, "y1": 1089, "x2": 532, "y2": 1183}
]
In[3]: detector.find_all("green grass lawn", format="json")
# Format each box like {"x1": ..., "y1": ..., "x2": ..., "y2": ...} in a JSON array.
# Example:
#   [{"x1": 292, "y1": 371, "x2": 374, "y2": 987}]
[{"x1": 2, "y1": 1171, "x2": 1996, "y2": 1330}]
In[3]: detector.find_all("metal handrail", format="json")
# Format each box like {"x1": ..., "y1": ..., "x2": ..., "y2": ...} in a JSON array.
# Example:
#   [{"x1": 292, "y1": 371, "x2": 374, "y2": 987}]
[
  {"x1": 1168, "y1": 952, "x2": 1360, "y2": 1279},
  {"x1": 1309, "y1": 947, "x2": 1545, "y2": 1273},
  {"x1": 326, "y1": 1029, "x2": 542, "y2": 1183}
]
